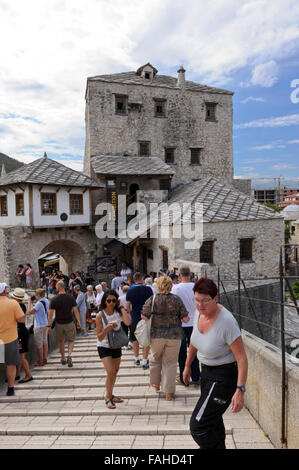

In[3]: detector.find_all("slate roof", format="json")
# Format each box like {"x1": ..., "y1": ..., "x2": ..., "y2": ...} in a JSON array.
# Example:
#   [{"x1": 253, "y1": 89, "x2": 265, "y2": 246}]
[
  {"x1": 168, "y1": 178, "x2": 284, "y2": 223},
  {"x1": 91, "y1": 155, "x2": 175, "y2": 176},
  {"x1": 0, "y1": 157, "x2": 104, "y2": 188},
  {"x1": 87, "y1": 71, "x2": 233, "y2": 95},
  {"x1": 116, "y1": 177, "x2": 283, "y2": 245}
]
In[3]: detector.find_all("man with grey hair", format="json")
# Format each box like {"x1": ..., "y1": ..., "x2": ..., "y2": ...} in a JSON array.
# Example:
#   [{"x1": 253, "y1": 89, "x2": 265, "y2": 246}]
[
  {"x1": 47, "y1": 280, "x2": 81, "y2": 367},
  {"x1": 172, "y1": 265, "x2": 200, "y2": 386}
]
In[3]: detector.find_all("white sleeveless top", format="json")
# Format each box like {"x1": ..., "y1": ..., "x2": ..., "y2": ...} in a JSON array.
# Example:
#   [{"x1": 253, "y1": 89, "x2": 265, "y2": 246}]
[{"x1": 97, "y1": 310, "x2": 122, "y2": 348}]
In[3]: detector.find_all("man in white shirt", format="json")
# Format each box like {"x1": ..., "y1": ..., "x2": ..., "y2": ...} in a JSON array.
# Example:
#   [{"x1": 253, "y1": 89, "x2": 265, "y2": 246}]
[{"x1": 172, "y1": 266, "x2": 200, "y2": 386}]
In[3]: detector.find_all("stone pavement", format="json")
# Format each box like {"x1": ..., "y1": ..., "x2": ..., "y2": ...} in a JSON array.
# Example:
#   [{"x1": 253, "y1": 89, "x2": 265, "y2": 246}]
[{"x1": 0, "y1": 331, "x2": 275, "y2": 449}]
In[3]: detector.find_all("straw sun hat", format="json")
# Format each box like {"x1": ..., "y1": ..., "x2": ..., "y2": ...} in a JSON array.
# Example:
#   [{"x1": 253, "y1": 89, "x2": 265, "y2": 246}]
[{"x1": 10, "y1": 288, "x2": 29, "y2": 302}]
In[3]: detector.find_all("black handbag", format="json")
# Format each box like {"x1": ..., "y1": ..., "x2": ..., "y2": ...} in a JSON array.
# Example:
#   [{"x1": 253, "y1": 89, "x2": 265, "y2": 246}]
[{"x1": 101, "y1": 311, "x2": 129, "y2": 349}]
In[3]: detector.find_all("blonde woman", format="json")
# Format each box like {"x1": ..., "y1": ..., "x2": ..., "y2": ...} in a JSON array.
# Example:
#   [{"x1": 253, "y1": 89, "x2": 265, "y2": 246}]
[{"x1": 141, "y1": 276, "x2": 189, "y2": 400}]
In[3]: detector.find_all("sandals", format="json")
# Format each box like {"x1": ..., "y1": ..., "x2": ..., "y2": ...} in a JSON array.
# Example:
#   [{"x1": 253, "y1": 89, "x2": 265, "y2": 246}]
[
  {"x1": 105, "y1": 398, "x2": 116, "y2": 409},
  {"x1": 112, "y1": 394, "x2": 123, "y2": 403},
  {"x1": 151, "y1": 384, "x2": 160, "y2": 392},
  {"x1": 165, "y1": 393, "x2": 174, "y2": 401}
]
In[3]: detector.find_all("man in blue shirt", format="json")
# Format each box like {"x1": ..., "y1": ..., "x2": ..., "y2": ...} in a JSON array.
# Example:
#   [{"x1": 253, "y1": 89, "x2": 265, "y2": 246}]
[{"x1": 126, "y1": 272, "x2": 153, "y2": 368}]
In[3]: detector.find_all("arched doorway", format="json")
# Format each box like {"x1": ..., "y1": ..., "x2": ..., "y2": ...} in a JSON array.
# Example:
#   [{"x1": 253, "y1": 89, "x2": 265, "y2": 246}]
[{"x1": 39, "y1": 239, "x2": 88, "y2": 276}]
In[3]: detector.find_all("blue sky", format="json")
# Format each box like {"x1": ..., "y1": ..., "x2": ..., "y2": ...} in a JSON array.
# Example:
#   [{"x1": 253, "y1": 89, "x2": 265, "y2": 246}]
[{"x1": 0, "y1": 0, "x2": 299, "y2": 188}]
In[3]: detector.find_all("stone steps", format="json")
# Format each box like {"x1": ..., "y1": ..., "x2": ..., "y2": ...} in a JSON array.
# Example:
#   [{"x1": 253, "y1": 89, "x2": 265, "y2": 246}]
[{"x1": 0, "y1": 331, "x2": 229, "y2": 448}]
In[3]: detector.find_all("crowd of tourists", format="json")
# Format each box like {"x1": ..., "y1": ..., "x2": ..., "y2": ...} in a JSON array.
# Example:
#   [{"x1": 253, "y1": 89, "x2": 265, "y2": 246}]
[{"x1": 0, "y1": 263, "x2": 248, "y2": 449}]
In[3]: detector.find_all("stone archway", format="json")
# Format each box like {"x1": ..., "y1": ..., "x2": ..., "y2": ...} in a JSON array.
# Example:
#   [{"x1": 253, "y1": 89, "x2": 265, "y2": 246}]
[{"x1": 39, "y1": 239, "x2": 88, "y2": 276}]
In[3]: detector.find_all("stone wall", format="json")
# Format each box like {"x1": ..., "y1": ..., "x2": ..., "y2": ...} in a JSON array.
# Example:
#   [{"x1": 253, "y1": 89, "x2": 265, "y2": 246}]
[
  {"x1": 0, "y1": 226, "x2": 97, "y2": 288},
  {"x1": 243, "y1": 330, "x2": 299, "y2": 449},
  {"x1": 84, "y1": 80, "x2": 233, "y2": 186}
]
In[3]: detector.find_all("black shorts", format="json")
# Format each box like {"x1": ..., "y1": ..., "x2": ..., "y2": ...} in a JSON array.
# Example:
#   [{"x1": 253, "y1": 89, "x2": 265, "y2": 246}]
[
  {"x1": 18, "y1": 325, "x2": 29, "y2": 354},
  {"x1": 97, "y1": 346, "x2": 122, "y2": 359}
]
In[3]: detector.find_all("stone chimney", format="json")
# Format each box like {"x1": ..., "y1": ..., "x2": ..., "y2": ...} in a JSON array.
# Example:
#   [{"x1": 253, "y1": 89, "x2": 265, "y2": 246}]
[{"x1": 177, "y1": 66, "x2": 186, "y2": 88}]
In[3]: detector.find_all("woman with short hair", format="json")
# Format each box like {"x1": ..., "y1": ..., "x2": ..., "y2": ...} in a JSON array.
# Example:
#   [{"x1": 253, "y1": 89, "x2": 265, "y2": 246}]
[
  {"x1": 142, "y1": 276, "x2": 190, "y2": 401},
  {"x1": 183, "y1": 277, "x2": 248, "y2": 449},
  {"x1": 96, "y1": 289, "x2": 131, "y2": 409}
]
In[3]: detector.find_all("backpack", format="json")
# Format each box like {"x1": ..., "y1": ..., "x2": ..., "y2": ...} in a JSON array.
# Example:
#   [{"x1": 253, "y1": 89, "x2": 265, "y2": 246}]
[{"x1": 134, "y1": 295, "x2": 155, "y2": 348}]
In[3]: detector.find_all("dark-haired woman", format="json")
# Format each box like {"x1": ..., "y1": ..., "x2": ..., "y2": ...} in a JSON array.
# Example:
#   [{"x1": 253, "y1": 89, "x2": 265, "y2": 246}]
[
  {"x1": 183, "y1": 277, "x2": 248, "y2": 449},
  {"x1": 96, "y1": 289, "x2": 131, "y2": 409},
  {"x1": 24, "y1": 264, "x2": 33, "y2": 290}
]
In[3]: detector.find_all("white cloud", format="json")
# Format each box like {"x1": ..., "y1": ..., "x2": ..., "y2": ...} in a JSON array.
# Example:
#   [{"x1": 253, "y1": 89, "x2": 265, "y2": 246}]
[
  {"x1": 235, "y1": 114, "x2": 299, "y2": 129},
  {"x1": 272, "y1": 164, "x2": 297, "y2": 170},
  {"x1": 251, "y1": 144, "x2": 286, "y2": 150},
  {"x1": 241, "y1": 96, "x2": 266, "y2": 104},
  {"x1": 251, "y1": 60, "x2": 278, "y2": 87}
]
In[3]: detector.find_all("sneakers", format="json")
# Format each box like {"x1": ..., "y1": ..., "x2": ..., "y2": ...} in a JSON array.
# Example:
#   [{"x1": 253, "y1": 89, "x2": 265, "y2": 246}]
[
  {"x1": 134, "y1": 358, "x2": 140, "y2": 366},
  {"x1": 67, "y1": 356, "x2": 73, "y2": 368},
  {"x1": 142, "y1": 360, "x2": 149, "y2": 370},
  {"x1": 6, "y1": 387, "x2": 14, "y2": 397}
]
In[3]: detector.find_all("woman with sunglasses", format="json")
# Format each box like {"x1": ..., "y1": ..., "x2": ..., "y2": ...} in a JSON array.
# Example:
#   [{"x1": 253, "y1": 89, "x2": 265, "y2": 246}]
[
  {"x1": 183, "y1": 277, "x2": 248, "y2": 449},
  {"x1": 96, "y1": 289, "x2": 131, "y2": 409}
]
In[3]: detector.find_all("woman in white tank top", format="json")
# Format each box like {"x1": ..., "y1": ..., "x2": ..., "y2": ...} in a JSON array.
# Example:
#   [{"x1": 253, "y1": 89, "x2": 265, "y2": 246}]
[{"x1": 96, "y1": 289, "x2": 131, "y2": 409}]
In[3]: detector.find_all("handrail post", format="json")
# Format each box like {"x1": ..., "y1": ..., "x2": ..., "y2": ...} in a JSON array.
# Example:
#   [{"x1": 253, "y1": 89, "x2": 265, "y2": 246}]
[{"x1": 280, "y1": 248, "x2": 287, "y2": 448}]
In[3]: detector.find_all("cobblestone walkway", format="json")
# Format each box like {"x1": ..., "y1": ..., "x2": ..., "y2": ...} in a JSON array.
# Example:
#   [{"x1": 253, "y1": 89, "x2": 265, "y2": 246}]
[{"x1": 0, "y1": 331, "x2": 274, "y2": 449}]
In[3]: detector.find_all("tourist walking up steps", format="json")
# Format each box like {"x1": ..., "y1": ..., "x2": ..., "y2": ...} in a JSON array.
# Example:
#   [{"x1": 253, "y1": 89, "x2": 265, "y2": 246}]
[
  {"x1": 0, "y1": 283, "x2": 26, "y2": 396},
  {"x1": 96, "y1": 289, "x2": 131, "y2": 409},
  {"x1": 73, "y1": 285, "x2": 88, "y2": 337},
  {"x1": 126, "y1": 272, "x2": 153, "y2": 369},
  {"x1": 9, "y1": 288, "x2": 33, "y2": 383},
  {"x1": 172, "y1": 265, "x2": 201, "y2": 386},
  {"x1": 142, "y1": 276, "x2": 189, "y2": 401},
  {"x1": 47, "y1": 280, "x2": 81, "y2": 367},
  {"x1": 27, "y1": 288, "x2": 49, "y2": 366},
  {"x1": 183, "y1": 277, "x2": 248, "y2": 449}
]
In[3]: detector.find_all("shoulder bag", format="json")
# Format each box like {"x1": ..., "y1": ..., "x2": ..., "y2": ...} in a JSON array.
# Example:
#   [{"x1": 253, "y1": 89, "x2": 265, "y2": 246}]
[
  {"x1": 135, "y1": 294, "x2": 156, "y2": 348},
  {"x1": 101, "y1": 311, "x2": 129, "y2": 349}
]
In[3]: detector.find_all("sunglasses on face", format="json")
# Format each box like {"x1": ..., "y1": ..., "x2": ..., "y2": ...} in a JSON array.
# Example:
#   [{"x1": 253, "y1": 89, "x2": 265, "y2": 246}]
[{"x1": 106, "y1": 298, "x2": 117, "y2": 304}]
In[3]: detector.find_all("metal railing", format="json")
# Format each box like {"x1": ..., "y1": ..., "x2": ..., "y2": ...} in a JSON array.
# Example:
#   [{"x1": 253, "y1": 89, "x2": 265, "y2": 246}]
[{"x1": 213, "y1": 247, "x2": 299, "y2": 448}]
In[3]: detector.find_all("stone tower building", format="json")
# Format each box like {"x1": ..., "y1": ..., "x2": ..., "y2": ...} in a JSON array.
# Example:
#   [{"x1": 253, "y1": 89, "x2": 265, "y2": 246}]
[{"x1": 84, "y1": 63, "x2": 234, "y2": 186}]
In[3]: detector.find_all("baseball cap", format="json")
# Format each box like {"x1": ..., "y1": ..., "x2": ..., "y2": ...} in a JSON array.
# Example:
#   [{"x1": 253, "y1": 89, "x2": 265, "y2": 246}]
[{"x1": 0, "y1": 283, "x2": 7, "y2": 294}]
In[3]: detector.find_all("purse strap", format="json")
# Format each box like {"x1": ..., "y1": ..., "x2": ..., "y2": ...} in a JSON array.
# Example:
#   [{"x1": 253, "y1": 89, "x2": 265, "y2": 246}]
[
  {"x1": 151, "y1": 295, "x2": 156, "y2": 315},
  {"x1": 100, "y1": 310, "x2": 108, "y2": 326}
]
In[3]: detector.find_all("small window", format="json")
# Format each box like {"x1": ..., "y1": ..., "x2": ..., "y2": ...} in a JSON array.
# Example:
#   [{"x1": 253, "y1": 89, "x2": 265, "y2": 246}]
[
  {"x1": 161, "y1": 248, "x2": 168, "y2": 271},
  {"x1": 165, "y1": 148, "x2": 175, "y2": 164},
  {"x1": 139, "y1": 141, "x2": 150, "y2": 156},
  {"x1": 240, "y1": 238, "x2": 253, "y2": 262},
  {"x1": 147, "y1": 249, "x2": 154, "y2": 260},
  {"x1": 41, "y1": 193, "x2": 56, "y2": 215},
  {"x1": 115, "y1": 95, "x2": 127, "y2": 115},
  {"x1": 200, "y1": 241, "x2": 214, "y2": 263},
  {"x1": 154, "y1": 99, "x2": 166, "y2": 117},
  {"x1": 0, "y1": 195, "x2": 8, "y2": 216},
  {"x1": 205, "y1": 103, "x2": 217, "y2": 121},
  {"x1": 144, "y1": 72, "x2": 151, "y2": 79},
  {"x1": 160, "y1": 179, "x2": 171, "y2": 190},
  {"x1": 70, "y1": 194, "x2": 83, "y2": 215},
  {"x1": 15, "y1": 194, "x2": 24, "y2": 216},
  {"x1": 190, "y1": 148, "x2": 201, "y2": 165}
]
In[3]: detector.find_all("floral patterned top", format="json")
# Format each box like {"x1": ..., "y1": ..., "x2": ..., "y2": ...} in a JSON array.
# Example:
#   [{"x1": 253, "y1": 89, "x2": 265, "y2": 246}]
[{"x1": 142, "y1": 293, "x2": 189, "y2": 340}]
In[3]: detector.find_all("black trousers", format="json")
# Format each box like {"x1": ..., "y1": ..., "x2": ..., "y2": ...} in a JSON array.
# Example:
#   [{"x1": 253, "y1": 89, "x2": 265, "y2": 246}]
[
  {"x1": 190, "y1": 362, "x2": 238, "y2": 449},
  {"x1": 178, "y1": 327, "x2": 200, "y2": 382}
]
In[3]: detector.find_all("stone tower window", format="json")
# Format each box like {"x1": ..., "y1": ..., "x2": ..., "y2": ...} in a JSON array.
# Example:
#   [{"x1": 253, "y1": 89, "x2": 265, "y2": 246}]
[
  {"x1": 154, "y1": 99, "x2": 166, "y2": 118},
  {"x1": 0, "y1": 195, "x2": 8, "y2": 216},
  {"x1": 240, "y1": 238, "x2": 253, "y2": 262},
  {"x1": 190, "y1": 148, "x2": 201, "y2": 165},
  {"x1": 139, "y1": 141, "x2": 150, "y2": 156},
  {"x1": 115, "y1": 95, "x2": 127, "y2": 115},
  {"x1": 165, "y1": 148, "x2": 175, "y2": 164},
  {"x1": 200, "y1": 241, "x2": 214, "y2": 263},
  {"x1": 205, "y1": 103, "x2": 217, "y2": 121},
  {"x1": 15, "y1": 193, "x2": 24, "y2": 216}
]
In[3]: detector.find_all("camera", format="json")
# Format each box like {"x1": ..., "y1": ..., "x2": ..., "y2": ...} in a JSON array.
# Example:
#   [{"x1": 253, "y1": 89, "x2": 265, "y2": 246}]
[{"x1": 31, "y1": 295, "x2": 36, "y2": 301}]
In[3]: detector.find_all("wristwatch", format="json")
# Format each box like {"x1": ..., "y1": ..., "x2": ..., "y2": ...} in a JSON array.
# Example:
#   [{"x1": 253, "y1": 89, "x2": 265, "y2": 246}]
[{"x1": 236, "y1": 385, "x2": 246, "y2": 392}]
